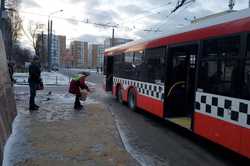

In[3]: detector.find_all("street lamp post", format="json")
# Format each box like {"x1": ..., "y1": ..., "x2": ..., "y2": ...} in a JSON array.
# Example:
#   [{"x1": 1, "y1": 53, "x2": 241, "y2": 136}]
[{"x1": 47, "y1": 9, "x2": 63, "y2": 71}]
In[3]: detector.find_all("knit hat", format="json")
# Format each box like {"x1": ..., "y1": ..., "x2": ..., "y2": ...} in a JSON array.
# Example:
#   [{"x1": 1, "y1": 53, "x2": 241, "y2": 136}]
[{"x1": 78, "y1": 71, "x2": 90, "y2": 77}]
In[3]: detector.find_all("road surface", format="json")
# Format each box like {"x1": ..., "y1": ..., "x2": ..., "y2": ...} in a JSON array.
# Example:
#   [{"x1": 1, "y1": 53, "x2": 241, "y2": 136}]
[{"x1": 60, "y1": 68, "x2": 249, "y2": 166}]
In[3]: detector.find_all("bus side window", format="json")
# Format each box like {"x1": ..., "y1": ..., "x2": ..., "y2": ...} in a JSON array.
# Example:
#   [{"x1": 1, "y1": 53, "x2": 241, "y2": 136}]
[
  {"x1": 114, "y1": 54, "x2": 124, "y2": 77},
  {"x1": 244, "y1": 35, "x2": 250, "y2": 99},
  {"x1": 144, "y1": 47, "x2": 165, "y2": 83},
  {"x1": 123, "y1": 52, "x2": 134, "y2": 79},
  {"x1": 134, "y1": 51, "x2": 143, "y2": 66},
  {"x1": 199, "y1": 36, "x2": 243, "y2": 98},
  {"x1": 244, "y1": 63, "x2": 250, "y2": 100},
  {"x1": 124, "y1": 52, "x2": 133, "y2": 63}
]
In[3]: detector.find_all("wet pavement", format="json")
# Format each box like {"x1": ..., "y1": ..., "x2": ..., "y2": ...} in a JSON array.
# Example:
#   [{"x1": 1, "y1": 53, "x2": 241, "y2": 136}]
[
  {"x1": 3, "y1": 85, "x2": 138, "y2": 166},
  {"x1": 86, "y1": 71, "x2": 249, "y2": 166},
  {"x1": 3, "y1": 71, "x2": 249, "y2": 166}
]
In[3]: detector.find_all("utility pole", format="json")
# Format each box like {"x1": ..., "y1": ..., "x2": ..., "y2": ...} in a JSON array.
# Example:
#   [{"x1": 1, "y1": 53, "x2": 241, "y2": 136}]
[
  {"x1": 41, "y1": 31, "x2": 44, "y2": 66},
  {"x1": 48, "y1": 20, "x2": 53, "y2": 71},
  {"x1": 249, "y1": 0, "x2": 250, "y2": 8},
  {"x1": 47, "y1": 19, "x2": 53, "y2": 71},
  {"x1": 47, "y1": 20, "x2": 50, "y2": 70},
  {"x1": 91, "y1": 21, "x2": 118, "y2": 47},
  {"x1": 47, "y1": 10, "x2": 63, "y2": 71}
]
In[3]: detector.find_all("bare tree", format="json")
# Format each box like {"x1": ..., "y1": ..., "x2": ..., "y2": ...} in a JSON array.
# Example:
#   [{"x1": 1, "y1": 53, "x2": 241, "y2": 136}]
[
  {"x1": 28, "y1": 22, "x2": 43, "y2": 56},
  {"x1": 13, "y1": 46, "x2": 32, "y2": 67},
  {"x1": 11, "y1": 11, "x2": 22, "y2": 44}
]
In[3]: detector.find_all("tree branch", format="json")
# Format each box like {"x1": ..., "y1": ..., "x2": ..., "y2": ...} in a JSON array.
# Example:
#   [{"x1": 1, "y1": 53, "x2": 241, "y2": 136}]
[{"x1": 171, "y1": 0, "x2": 195, "y2": 13}]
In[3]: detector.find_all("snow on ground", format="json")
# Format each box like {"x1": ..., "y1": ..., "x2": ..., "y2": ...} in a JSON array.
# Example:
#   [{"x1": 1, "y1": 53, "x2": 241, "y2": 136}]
[
  {"x1": 13, "y1": 72, "x2": 96, "y2": 86},
  {"x1": 64, "y1": 68, "x2": 97, "y2": 73},
  {"x1": 14, "y1": 72, "x2": 70, "y2": 85}
]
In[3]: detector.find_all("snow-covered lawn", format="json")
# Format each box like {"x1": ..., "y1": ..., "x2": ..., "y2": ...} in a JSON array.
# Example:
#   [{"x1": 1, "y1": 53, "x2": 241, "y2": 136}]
[
  {"x1": 63, "y1": 68, "x2": 97, "y2": 73},
  {"x1": 13, "y1": 72, "x2": 70, "y2": 85},
  {"x1": 14, "y1": 72, "x2": 96, "y2": 87}
]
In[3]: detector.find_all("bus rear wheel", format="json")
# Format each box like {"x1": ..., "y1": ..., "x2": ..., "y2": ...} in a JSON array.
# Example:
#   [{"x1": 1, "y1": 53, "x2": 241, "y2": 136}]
[{"x1": 128, "y1": 89, "x2": 137, "y2": 111}]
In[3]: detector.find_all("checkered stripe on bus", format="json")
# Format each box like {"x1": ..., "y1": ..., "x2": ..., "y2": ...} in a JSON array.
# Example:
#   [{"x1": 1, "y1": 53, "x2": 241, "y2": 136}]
[
  {"x1": 195, "y1": 92, "x2": 250, "y2": 129},
  {"x1": 113, "y1": 77, "x2": 165, "y2": 101}
]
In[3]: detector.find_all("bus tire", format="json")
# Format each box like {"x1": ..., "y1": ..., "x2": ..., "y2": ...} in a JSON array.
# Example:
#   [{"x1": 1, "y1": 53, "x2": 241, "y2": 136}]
[
  {"x1": 128, "y1": 89, "x2": 137, "y2": 111},
  {"x1": 117, "y1": 86, "x2": 123, "y2": 104}
]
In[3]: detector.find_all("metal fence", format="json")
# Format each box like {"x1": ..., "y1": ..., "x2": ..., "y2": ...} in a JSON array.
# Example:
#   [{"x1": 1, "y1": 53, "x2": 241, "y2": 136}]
[{"x1": 14, "y1": 75, "x2": 70, "y2": 85}]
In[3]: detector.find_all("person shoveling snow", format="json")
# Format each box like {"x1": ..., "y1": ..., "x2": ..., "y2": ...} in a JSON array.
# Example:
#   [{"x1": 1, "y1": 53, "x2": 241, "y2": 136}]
[{"x1": 69, "y1": 72, "x2": 91, "y2": 110}]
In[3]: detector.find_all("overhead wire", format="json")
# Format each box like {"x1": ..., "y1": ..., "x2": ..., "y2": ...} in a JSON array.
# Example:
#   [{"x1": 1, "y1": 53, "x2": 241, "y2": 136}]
[
  {"x1": 117, "y1": 1, "x2": 173, "y2": 32},
  {"x1": 18, "y1": 1, "x2": 174, "y2": 33},
  {"x1": 118, "y1": 1, "x2": 172, "y2": 24},
  {"x1": 142, "y1": 0, "x2": 195, "y2": 33},
  {"x1": 17, "y1": 1, "x2": 190, "y2": 36}
]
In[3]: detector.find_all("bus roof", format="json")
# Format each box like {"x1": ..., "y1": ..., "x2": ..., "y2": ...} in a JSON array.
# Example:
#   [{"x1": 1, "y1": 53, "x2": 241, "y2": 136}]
[{"x1": 105, "y1": 8, "x2": 250, "y2": 56}]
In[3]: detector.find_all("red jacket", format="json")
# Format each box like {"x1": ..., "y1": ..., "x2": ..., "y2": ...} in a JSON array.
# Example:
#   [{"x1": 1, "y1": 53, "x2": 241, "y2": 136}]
[{"x1": 69, "y1": 77, "x2": 89, "y2": 95}]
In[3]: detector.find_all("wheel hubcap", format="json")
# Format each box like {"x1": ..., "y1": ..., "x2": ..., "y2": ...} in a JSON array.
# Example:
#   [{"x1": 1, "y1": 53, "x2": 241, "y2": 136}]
[
  {"x1": 118, "y1": 89, "x2": 123, "y2": 103},
  {"x1": 129, "y1": 93, "x2": 135, "y2": 108}
]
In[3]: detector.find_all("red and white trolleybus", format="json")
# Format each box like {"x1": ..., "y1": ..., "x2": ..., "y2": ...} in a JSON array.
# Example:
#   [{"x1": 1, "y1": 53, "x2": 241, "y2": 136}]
[{"x1": 104, "y1": 9, "x2": 250, "y2": 158}]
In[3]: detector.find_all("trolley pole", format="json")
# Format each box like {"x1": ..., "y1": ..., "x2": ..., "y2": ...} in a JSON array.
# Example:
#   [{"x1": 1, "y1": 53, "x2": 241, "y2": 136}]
[
  {"x1": 41, "y1": 31, "x2": 44, "y2": 66},
  {"x1": 47, "y1": 20, "x2": 50, "y2": 71}
]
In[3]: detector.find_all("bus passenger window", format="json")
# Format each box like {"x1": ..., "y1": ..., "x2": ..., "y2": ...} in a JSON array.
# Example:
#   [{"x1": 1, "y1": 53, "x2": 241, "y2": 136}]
[
  {"x1": 243, "y1": 61, "x2": 250, "y2": 100},
  {"x1": 173, "y1": 56, "x2": 186, "y2": 82},
  {"x1": 113, "y1": 54, "x2": 124, "y2": 77},
  {"x1": 144, "y1": 47, "x2": 165, "y2": 83},
  {"x1": 247, "y1": 35, "x2": 250, "y2": 57},
  {"x1": 125, "y1": 52, "x2": 133, "y2": 63},
  {"x1": 202, "y1": 36, "x2": 240, "y2": 59},
  {"x1": 134, "y1": 51, "x2": 143, "y2": 65},
  {"x1": 243, "y1": 35, "x2": 250, "y2": 99},
  {"x1": 198, "y1": 36, "x2": 242, "y2": 98}
]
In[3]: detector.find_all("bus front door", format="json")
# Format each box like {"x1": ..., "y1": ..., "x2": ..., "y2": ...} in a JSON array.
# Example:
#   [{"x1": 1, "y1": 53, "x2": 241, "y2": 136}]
[
  {"x1": 165, "y1": 44, "x2": 198, "y2": 128},
  {"x1": 104, "y1": 56, "x2": 114, "y2": 91}
]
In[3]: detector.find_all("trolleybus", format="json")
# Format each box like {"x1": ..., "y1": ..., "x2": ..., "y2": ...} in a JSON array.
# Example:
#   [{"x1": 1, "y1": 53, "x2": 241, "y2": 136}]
[{"x1": 104, "y1": 8, "x2": 250, "y2": 158}]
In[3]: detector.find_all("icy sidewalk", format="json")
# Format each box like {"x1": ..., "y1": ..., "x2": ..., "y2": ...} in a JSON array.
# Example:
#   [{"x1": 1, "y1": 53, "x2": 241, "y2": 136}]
[{"x1": 3, "y1": 86, "x2": 138, "y2": 166}]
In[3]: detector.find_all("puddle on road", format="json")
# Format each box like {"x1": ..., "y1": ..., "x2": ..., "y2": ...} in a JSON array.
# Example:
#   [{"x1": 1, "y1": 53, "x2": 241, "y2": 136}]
[{"x1": 115, "y1": 118, "x2": 169, "y2": 166}]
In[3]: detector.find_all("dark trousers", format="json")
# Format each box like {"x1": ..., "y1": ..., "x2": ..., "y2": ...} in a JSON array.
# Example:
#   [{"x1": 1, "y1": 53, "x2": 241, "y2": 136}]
[
  {"x1": 74, "y1": 95, "x2": 81, "y2": 108},
  {"x1": 29, "y1": 82, "x2": 37, "y2": 108}
]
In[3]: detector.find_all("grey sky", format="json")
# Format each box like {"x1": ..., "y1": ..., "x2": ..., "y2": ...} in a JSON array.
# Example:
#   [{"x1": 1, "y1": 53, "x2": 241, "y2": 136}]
[{"x1": 18, "y1": 0, "x2": 250, "y2": 48}]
